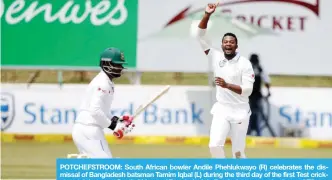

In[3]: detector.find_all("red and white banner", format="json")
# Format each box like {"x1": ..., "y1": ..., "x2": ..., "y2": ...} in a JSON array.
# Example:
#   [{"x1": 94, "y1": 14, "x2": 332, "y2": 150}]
[{"x1": 137, "y1": 0, "x2": 332, "y2": 76}]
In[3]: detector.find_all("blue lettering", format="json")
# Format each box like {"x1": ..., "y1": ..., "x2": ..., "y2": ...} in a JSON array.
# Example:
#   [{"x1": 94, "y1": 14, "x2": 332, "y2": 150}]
[
  {"x1": 109, "y1": 103, "x2": 205, "y2": 125},
  {"x1": 111, "y1": 103, "x2": 133, "y2": 116},
  {"x1": 50, "y1": 109, "x2": 61, "y2": 124},
  {"x1": 143, "y1": 103, "x2": 203, "y2": 124},
  {"x1": 40, "y1": 105, "x2": 48, "y2": 124},
  {"x1": 279, "y1": 106, "x2": 292, "y2": 123},
  {"x1": 279, "y1": 106, "x2": 332, "y2": 128},
  {"x1": 320, "y1": 113, "x2": 332, "y2": 127},
  {"x1": 24, "y1": 103, "x2": 77, "y2": 124},
  {"x1": 295, "y1": 108, "x2": 301, "y2": 124},
  {"x1": 191, "y1": 103, "x2": 203, "y2": 124},
  {"x1": 144, "y1": 104, "x2": 157, "y2": 124},
  {"x1": 65, "y1": 109, "x2": 77, "y2": 123},
  {"x1": 161, "y1": 110, "x2": 172, "y2": 124},
  {"x1": 306, "y1": 112, "x2": 316, "y2": 127},
  {"x1": 175, "y1": 109, "x2": 188, "y2": 124},
  {"x1": 24, "y1": 103, "x2": 36, "y2": 124}
]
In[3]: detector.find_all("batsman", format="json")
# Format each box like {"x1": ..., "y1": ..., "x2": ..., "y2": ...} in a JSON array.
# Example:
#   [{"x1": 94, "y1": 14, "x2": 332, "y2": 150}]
[{"x1": 72, "y1": 47, "x2": 135, "y2": 158}]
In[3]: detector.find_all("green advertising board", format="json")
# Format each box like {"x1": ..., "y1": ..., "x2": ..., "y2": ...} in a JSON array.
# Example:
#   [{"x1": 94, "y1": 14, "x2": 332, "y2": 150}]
[{"x1": 1, "y1": 0, "x2": 138, "y2": 70}]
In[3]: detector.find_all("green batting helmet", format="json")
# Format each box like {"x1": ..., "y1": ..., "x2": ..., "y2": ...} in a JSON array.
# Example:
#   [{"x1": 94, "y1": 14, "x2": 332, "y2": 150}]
[
  {"x1": 100, "y1": 47, "x2": 127, "y2": 64},
  {"x1": 100, "y1": 47, "x2": 127, "y2": 78}
]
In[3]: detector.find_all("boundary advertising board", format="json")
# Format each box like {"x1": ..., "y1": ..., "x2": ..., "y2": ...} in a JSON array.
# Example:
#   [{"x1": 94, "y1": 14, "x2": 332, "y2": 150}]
[{"x1": 1, "y1": 84, "x2": 331, "y2": 140}]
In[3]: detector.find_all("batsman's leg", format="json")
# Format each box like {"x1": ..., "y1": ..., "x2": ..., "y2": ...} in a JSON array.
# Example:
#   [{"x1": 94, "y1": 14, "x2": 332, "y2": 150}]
[
  {"x1": 100, "y1": 139, "x2": 113, "y2": 158},
  {"x1": 230, "y1": 116, "x2": 250, "y2": 158},
  {"x1": 209, "y1": 113, "x2": 231, "y2": 158},
  {"x1": 72, "y1": 123, "x2": 112, "y2": 158}
]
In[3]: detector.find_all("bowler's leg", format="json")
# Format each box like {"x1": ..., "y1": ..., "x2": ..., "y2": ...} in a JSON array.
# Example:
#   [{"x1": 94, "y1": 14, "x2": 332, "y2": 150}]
[
  {"x1": 230, "y1": 117, "x2": 250, "y2": 158},
  {"x1": 209, "y1": 114, "x2": 231, "y2": 158}
]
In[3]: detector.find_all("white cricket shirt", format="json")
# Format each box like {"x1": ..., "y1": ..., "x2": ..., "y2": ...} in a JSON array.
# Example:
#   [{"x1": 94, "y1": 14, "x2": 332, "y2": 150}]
[
  {"x1": 75, "y1": 71, "x2": 114, "y2": 128},
  {"x1": 208, "y1": 49, "x2": 255, "y2": 105},
  {"x1": 195, "y1": 27, "x2": 255, "y2": 122}
]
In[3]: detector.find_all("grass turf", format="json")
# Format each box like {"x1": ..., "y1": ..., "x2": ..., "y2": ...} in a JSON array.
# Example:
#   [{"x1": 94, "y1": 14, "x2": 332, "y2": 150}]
[{"x1": 1, "y1": 142, "x2": 332, "y2": 179}]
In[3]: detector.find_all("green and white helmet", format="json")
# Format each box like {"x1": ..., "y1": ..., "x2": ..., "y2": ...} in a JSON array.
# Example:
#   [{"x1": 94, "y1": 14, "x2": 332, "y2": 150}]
[{"x1": 99, "y1": 47, "x2": 127, "y2": 78}]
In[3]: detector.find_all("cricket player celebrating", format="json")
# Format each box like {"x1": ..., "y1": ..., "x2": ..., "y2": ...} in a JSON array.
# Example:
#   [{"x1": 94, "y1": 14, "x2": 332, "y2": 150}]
[
  {"x1": 72, "y1": 47, "x2": 135, "y2": 158},
  {"x1": 195, "y1": 3, "x2": 255, "y2": 158}
]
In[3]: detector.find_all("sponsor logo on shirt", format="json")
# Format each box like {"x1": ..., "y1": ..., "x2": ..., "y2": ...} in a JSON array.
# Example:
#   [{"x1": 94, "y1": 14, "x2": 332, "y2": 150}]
[{"x1": 98, "y1": 87, "x2": 111, "y2": 94}]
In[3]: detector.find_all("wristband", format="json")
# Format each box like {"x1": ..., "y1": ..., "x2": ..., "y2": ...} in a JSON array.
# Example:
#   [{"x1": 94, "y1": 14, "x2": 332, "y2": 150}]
[{"x1": 108, "y1": 116, "x2": 119, "y2": 130}]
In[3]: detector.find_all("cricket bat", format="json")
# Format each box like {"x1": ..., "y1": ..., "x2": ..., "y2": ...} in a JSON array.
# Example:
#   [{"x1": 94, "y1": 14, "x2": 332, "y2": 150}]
[
  {"x1": 133, "y1": 85, "x2": 171, "y2": 119},
  {"x1": 113, "y1": 85, "x2": 171, "y2": 139}
]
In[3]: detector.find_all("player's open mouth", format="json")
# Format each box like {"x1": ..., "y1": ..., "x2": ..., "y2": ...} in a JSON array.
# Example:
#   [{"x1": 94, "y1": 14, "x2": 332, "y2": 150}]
[{"x1": 224, "y1": 49, "x2": 233, "y2": 53}]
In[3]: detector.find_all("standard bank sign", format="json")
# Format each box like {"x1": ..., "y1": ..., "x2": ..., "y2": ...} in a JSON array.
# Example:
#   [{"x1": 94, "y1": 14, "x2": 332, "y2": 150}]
[{"x1": 1, "y1": 93, "x2": 15, "y2": 131}]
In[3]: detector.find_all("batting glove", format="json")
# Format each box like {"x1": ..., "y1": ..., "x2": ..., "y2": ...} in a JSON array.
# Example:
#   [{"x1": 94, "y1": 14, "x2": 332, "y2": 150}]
[
  {"x1": 119, "y1": 115, "x2": 134, "y2": 126},
  {"x1": 112, "y1": 115, "x2": 135, "y2": 139}
]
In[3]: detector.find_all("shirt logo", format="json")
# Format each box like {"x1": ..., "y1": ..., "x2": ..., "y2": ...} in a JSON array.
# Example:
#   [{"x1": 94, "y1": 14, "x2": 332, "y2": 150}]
[
  {"x1": 219, "y1": 60, "x2": 227, "y2": 67},
  {"x1": 98, "y1": 87, "x2": 111, "y2": 94}
]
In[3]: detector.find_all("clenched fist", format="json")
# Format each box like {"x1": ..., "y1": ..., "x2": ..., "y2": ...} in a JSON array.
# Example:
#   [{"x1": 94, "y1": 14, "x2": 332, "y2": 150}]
[
  {"x1": 215, "y1": 77, "x2": 228, "y2": 88},
  {"x1": 205, "y1": 3, "x2": 218, "y2": 14}
]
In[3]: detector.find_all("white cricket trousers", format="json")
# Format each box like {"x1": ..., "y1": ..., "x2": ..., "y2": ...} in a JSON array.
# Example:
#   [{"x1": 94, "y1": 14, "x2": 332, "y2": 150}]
[
  {"x1": 209, "y1": 102, "x2": 251, "y2": 158},
  {"x1": 72, "y1": 123, "x2": 113, "y2": 158}
]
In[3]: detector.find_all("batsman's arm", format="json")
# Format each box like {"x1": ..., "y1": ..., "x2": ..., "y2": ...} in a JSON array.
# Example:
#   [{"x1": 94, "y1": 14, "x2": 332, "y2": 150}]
[{"x1": 89, "y1": 87, "x2": 119, "y2": 130}]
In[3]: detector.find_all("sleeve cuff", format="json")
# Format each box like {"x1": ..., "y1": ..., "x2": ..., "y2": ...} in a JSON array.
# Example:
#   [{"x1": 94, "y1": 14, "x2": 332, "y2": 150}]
[
  {"x1": 240, "y1": 85, "x2": 253, "y2": 97},
  {"x1": 197, "y1": 28, "x2": 207, "y2": 37}
]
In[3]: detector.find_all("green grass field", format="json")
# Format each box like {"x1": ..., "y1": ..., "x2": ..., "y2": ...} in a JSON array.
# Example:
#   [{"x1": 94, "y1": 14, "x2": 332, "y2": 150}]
[{"x1": 1, "y1": 142, "x2": 332, "y2": 179}]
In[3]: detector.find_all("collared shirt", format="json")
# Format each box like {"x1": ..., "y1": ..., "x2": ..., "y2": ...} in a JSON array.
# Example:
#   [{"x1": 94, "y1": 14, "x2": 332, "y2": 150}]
[
  {"x1": 196, "y1": 28, "x2": 255, "y2": 105},
  {"x1": 209, "y1": 49, "x2": 255, "y2": 105},
  {"x1": 76, "y1": 71, "x2": 114, "y2": 128}
]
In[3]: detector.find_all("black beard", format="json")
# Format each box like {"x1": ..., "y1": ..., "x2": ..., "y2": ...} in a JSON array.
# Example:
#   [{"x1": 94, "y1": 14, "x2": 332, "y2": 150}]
[
  {"x1": 224, "y1": 53, "x2": 236, "y2": 60},
  {"x1": 101, "y1": 69, "x2": 121, "y2": 80},
  {"x1": 107, "y1": 73, "x2": 121, "y2": 79}
]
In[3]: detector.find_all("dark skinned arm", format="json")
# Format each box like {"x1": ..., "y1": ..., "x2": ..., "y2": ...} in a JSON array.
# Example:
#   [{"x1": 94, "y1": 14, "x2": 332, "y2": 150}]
[
  {"x1": 226, "y1": 83, "x2": 242, "y2": 95},
  {"x1": 215, "y1": 77, "x2": 242, "y2": 95},
  {"x1": 215, "y1": 61, "x2": 255, "y2": 96}
]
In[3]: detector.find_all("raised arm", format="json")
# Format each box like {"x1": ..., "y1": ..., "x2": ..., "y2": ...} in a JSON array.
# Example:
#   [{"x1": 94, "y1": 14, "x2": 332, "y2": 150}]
[{"x1": 195, "y1": 3, "x2": 218, "y2": 55}]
